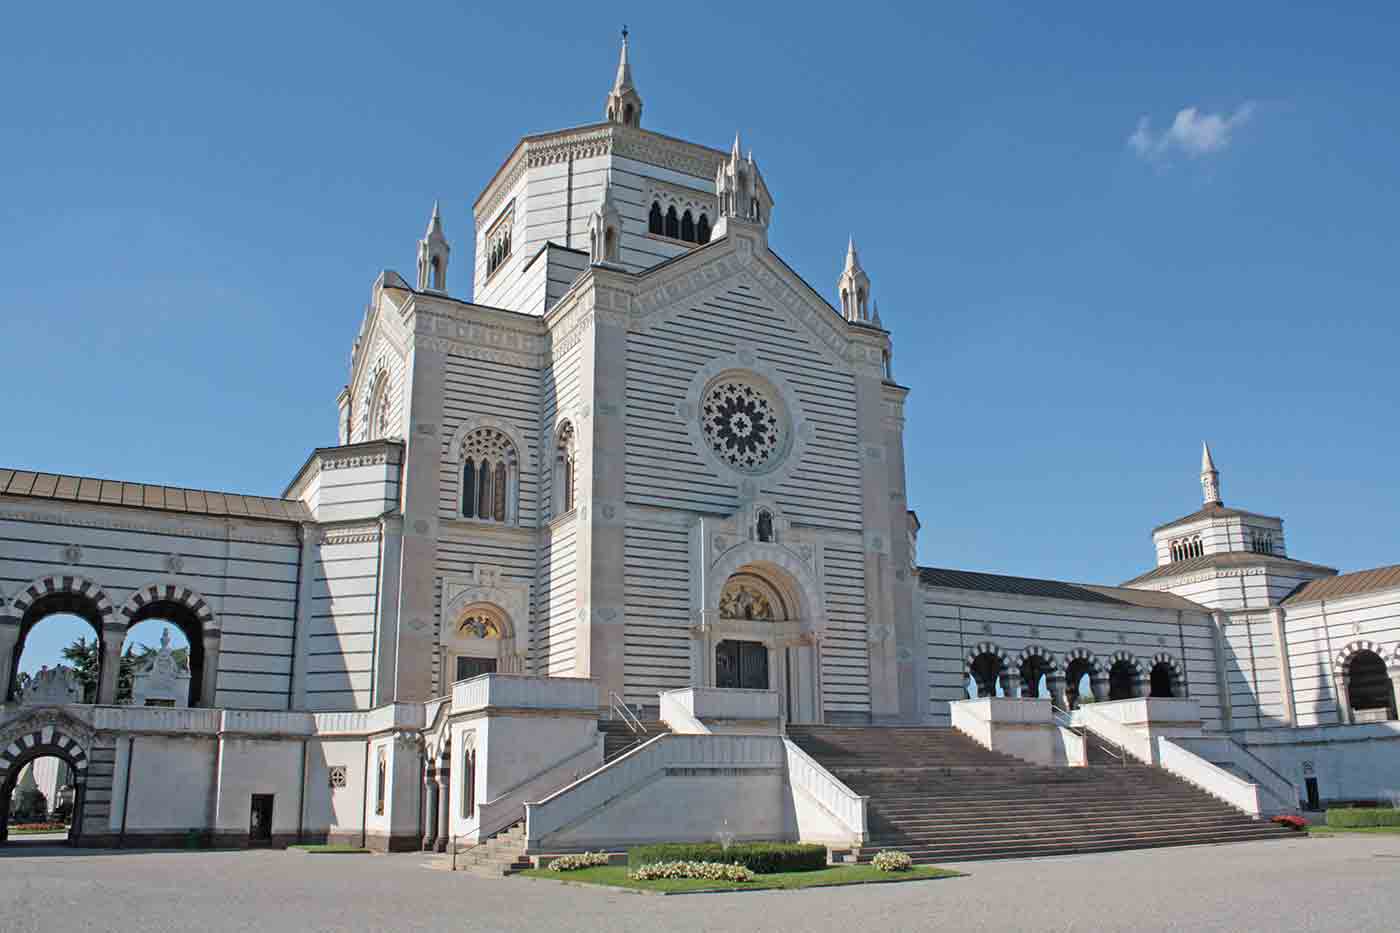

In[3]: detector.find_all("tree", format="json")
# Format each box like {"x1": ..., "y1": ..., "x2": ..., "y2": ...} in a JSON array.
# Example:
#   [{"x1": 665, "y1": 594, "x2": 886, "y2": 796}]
[{"x1": 60, "y1": 637, "x2": 143, "y2": 704}]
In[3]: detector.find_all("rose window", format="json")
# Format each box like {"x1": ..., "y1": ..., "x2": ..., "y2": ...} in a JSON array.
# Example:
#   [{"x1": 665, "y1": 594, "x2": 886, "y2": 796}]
[{"x1": 701, "y1": 378, "x2": 784, "y2": 472}]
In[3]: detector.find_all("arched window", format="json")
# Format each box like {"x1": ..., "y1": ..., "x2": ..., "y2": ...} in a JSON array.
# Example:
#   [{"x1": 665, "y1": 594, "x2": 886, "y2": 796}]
[
  {"x1": 697, "y1": 214, "x2": 711, "y2": 244},
  {"x1": 459, "y1": 428, "x2": 519, "y2": 525},
  {"x1": 1150, "y1": 662, "x2": 1177, "y2": 698},
  {"x1": 366, "y1": 372, "x2": 391, "y2": 441},
  {"x1": 1251, "y1": 530, "x2": 1273, "y2": 554},
  {"x1": 554, "y1": 421, "x2": 577, "y2": 517},
  {"x1": 665, "y1": 206, "x2": 679, "y2": 239},
  {"x1": 430, "y1": 255, "x2": 443, "y2": 290},
  {"x1": 1346, "y1": 650, "x2": 1396, "y2": 720},
  {"x1": 648, "y1": 201, "x2": 664, "y2": 235},
  {"x1": 1109, "y1": 659, "x2": 1140, "y2": 700},
  {"x1": 461, "y1": 743, "x2": 477, "y2": 818},
  {"x1": 485, "y1": 205, "x2": 514, "y2": 277},
  {"x1": 374, "y1": 749, "x2": 386, "y2": 816},
  {"x1": 756, "y1": 509, "x2": 774, "y2": 543},
  {"x1": 681, "y1": 210, "x2": 696, "y2": 242}
]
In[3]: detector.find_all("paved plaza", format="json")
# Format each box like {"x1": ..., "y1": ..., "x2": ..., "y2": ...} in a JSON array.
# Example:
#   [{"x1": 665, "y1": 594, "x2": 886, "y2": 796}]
[{"x1": 2, "y1": 835, "x2": 1397, "y2": 932}]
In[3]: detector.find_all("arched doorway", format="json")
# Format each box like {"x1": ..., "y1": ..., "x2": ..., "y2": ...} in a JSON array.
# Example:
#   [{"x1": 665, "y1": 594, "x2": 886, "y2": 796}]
[
  {"x1": 1063, "y1": 653, "x2": 1099, "y2": 709},
  {"x1": 1017, "y1": 650, "x2": 1054, "y2": 699},
  {"x1": 700, "y1": 558, "x2": 820, "y2": 723},
  {"x1": 1346, "y1": 649, "x2": 1395, "y2": 721},
  {"x1": 0, "y1": 721, "x2": 89, "y2": 846},
  {"x1": 968, "y1": 651, "x2": 1006, "y2": 698},
  {"x1": 443, "y1": 603, "x2": 520, "y2": 683},
  {"x1": 1108, "y1": 658, "x2": 1140, "y2": 701}
]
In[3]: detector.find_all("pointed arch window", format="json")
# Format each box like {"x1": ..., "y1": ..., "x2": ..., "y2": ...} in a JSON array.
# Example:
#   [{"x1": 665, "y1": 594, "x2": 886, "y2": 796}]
[
  {"x1": 485, "y1": 204, "x2": 514, "y2": 278},
  {"x1": 648, "y1": 202, "x2": 664, "y2": 235},
  {"x1": 554, "y1": 421, "x2": 578, "y2": 518},
  {"x1": 697, "y1": 214, "x2": 711, "y2": 244},
  {"x1": 459, "y1": 428, "x2": 519, "y2": 525},
  {"x1": 665, "y1": 206, "x2": 680, "y2": 239},
  {"x1": 681, "y1": 210, "x2": 696, "y2": 243},
  {"x1": 366, "y1": 371, "x2": 392, "y2": 441}
]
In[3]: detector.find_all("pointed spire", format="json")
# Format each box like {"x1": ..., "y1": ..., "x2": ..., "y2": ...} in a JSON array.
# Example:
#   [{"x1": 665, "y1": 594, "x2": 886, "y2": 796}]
[
  {"x1": 731, "y1": 132, "x2": 743, "y2": 162},
  {"x1": 871, "y1": 300, "x2": 882, "y2": 328},
  {"x1": 604, "y1": 28, "x2": 643, "y2": 127},
  {"x1": 1200, "y1": 441, "x2": 1222, "y2": 506},
  {"x1": 844, "y1": 236, "x2": 862, "y2": 272},
  {"x1": 613, "y1": 27, "x2": 635, "y2": 92},
  {"x1": 417, "y1": 200, "x2": 450, "y2": 292},
  {"x1": 837, "y1": 236, "x2": 872, "y2": 322},
  {"x1": 425, "y1": 199, "x2": 443, "y2": 236}
]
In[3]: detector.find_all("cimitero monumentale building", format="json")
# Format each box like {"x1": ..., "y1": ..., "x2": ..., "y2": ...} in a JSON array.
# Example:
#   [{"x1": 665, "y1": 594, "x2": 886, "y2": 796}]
[{"x1": 2, "y1": 36, "x2": 1397, "y2": 859}]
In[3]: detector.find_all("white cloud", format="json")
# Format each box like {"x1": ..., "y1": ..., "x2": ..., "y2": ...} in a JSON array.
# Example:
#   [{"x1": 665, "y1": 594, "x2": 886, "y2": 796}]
[{"x1": 1129, "y1": 103, "x2": 1255, "y2": 161}]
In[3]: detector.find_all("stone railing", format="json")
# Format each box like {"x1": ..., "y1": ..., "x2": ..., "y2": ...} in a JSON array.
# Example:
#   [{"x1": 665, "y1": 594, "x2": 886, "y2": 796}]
[
  {"x1": 89, "y1": 705, "x2": 222, "y2": 735},
  {"x1": 659, "y1": 687, "x2": 781, "y2": 734},
  {"x1": 475, "y1": 736, "x2": 604, "y2": 839},
  {"x1": 85, "y1": 704, "x2": 423, "y2": 738},
  {"x1": 525, "y1": 733, "x2": 786, "y2": 849},
  {"x1": 1172, "y1": 736, "x2": 1298, "y2": 814},
  {"x1": 1157, "y1": 736, "x2": 1274, "y2": 817},
  {"x1": 951, "y1": 697, "x2": 1085, "y2": 766},
  {"x1": 452, "y1": 674, "x2": 600, "y2": 714},
  {"x1": 784, "y1": 738, "x2": 867, "y2": 844},
  {"x1": 1070, "y1": 698, "x2": 1204, "y2": 765}
]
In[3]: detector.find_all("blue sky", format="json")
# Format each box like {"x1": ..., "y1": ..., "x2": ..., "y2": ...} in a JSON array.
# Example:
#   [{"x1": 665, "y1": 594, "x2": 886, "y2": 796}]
[{"x1": 4, "y1": 3, "x2": 1398, "y2": 669}]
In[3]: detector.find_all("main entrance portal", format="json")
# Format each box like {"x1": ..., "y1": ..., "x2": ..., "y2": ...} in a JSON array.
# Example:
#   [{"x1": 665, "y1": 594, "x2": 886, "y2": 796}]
[{"x1": 716, "y1": 640, "x2": 769, "y2": 690}]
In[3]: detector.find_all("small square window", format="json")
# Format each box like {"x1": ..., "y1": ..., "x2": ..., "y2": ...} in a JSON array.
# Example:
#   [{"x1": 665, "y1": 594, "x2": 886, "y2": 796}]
[{"x1": 328, "y1": 766, "x2": 347, "y2": 789}]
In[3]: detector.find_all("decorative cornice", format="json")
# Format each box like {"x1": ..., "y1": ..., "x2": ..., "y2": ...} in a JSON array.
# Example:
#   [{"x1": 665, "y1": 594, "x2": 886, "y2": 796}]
[{"x1": 0, "y1": 504, "x2": 298, "y2": 546}]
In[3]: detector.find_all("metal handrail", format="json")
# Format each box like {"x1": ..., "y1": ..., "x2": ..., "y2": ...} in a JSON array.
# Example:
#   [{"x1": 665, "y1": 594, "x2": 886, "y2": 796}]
[
  {"x1": 1055, "y1": 704, "x2": 1128, "y2": 765},
  {"x1": 609, "y1": 692, "x2": 646, "y2": 734}
]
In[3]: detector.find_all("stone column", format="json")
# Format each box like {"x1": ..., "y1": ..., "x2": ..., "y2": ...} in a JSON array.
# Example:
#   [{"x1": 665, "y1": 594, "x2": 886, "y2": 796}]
[
  {"x1": 201, "y1": 630, "x2": 222, "y2": 708},
  {"x1": 1388, "y1": 664, "x2": 1400, "y2": 720},
  {"x1": 434, "y1": 768, "x2": 451, "y2": 853},
  {"x1": 0, "y1": 622, "x2": 20, "y2": 702},
  {"x1": 97, "y1": 623, "x2": 128, "y2": 704},
  {"x1": 1090, "y1": 672, "x2": 1109, "y2": 702},
  {"x1": 1048, "y1": 673, "x2": 1068, "y2": 710},
  {"x1": 1335, "y1": 671, "x2": 1353, "y2": 725},
  {"x1": 1002, "y1": 667, "x2": 1021, "y2": 699},
  {"x1": 421, "y1": 766, "x2": 438, "y2": 851}
]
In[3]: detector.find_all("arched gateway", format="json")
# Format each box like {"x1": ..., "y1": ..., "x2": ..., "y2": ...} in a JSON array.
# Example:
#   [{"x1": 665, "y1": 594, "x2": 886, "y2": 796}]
[{"x1": 0, "y1": 713, "x2": 91, "y2": 845}]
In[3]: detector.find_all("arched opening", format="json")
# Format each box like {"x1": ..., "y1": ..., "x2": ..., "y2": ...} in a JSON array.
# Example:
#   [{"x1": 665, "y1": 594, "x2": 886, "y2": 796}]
[
  {"x1": 680, "y1": 210, "x2": 696, "y2": 242},
  {"x1": 664, "y1": 205, "x2": 679, "y2": 239},
  {"x1": 715, "y1": 571, "x2": 786, "y2": 691},
  {"x1": 623, "y1": 103, "x2": 634, "y2": 125},
  {"x1": 366, "y1": 371, "x2": 391, "y2": 441},
  {"x1": 1019, "y1": 655, "x2": 1053, "y2": 698},
  {"x1": 121, "y1": 621, "x2": 192, "y2": 707},
  {"x1": 755, "y1": 508, "x2": 775, "y2": 543},
  {"x1": 1064, "y1": 657, "x2": 1097, "y2": 709},
  {"x1": 1346, "y1": 650, "x2": 1396, "y2": 720},
  {"x1": 460, "y1": 743, "x2": 477, "y2": 818},
  {"x1": 459, "y1": 428, "x2": 519, "y2": 525},
  {"x1": 554, "y1": 421, "x2": 578, "y2": 517},
  {"x1": 604, "y1": 227, "x2": 617, "y2": 261},
  {"x1": 967, "y1": 652, "x2": 1006, "y2": 699},
  {"x1": 1109, "y1": 660, "x2": 1139, "y2": 701},
  {"x1": 697, "y1": 214, "x2": 711, "y2": 244},
  {"x1": 0, "y1": 727, "x2": 88, "y2": 846},
  {"x1": 648, "y1": 201, "x2": 663, "y2": 235},
  {"x1": 123, "y1": 602, "x2": 207, "y2": 707},
  {"x1": 8, "y1": 590, "x2": 109, "y2": 704},
  {"x1": 430, "y1": 255, "x2": 443, "y2": 290},
  {"x1": 446, "y1": 603, "x2": 514, "y2": 682},
  {"x1": 1149, "y1": 661, "x2": 1178, "y2": 698}
]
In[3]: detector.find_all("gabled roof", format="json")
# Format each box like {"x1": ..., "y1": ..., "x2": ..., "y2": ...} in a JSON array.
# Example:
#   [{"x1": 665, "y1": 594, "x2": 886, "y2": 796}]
[
  {"x1": 918, "y1": 566, "x2": 1205, "y2": 612},
  {"x1": 1152, "y1": 502, "x2": 1279, "y2": 534},
  {"x1": 0, "y1": 468, "x2": 312, "y2": 523},
  {"x1": 1282, "y1": 564, "x2": 1400, "y2": 605},
  {"x1": 1121, "y1": 551, "x2": 1337, "y2": 587}
]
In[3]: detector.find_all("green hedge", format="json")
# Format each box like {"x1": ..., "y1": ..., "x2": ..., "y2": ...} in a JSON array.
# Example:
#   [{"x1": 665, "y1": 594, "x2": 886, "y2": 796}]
[
  {"x1": 627, "y1": 842, "x2": 827, "y2": 873},
  {"x1": 1326, "y1": 808, "x2": 1400, "y2": 828}
]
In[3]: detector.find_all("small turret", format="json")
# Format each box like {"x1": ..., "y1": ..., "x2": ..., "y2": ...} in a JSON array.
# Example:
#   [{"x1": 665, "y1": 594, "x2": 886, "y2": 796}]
[
  {"x1": 837, "y1": 237, "x2": 872, "y2": 323},
  {"x1": 604, "y1": 28, "x2": 643, "y2": 128},
  {"x1": 711, "y1": 131, "x2": 773, "y2": 240},
  {"x1": 1201, "y1": 441, "x2": 1222, "y2": 506},
  {"x1": 588, "y1": 177, "x2": 623, "y2": 265},
  {"x1": 417, "y1": 201, "x2": 450, "y2": 292}
]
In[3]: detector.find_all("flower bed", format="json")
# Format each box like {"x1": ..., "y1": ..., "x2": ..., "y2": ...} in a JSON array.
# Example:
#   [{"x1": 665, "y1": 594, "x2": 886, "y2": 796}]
[
  {"x1": 548, "y1": 851, "x2": 612, "y2": 872},
  {"x1": 871, "y1": 850, "x2": 913, "y2": 872},
  {"x1": 1271, "y1": 815, "x2": 1308, "y2": 831},
  {"x1": 8, "y1": 822, "x2": 67, "y2": 833},
  {"x1": 631, "y1": 861, "x2": 756, "y2": 883},
  {"x1": 626, "y1": 842, "x2": 827, "y2": 873}
]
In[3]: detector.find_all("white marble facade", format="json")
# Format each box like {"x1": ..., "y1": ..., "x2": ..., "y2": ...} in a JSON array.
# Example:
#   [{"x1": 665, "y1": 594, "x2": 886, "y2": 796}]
[{"x1": 2, "y1": 37, "x2": 1398, "y2": 847}]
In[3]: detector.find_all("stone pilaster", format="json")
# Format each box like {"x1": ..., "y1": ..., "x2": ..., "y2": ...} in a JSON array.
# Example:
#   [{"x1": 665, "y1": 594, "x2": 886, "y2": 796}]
[
  {"x1": 200, "y1": 629, "x2": 221, "y2": 708},
  {"x1": 434, "y1": 768, "x2": 451, "y2": 853},
  {"x1": 421, "y1": 765, "x2": 438, "y2": 851},
  {"x1": 393, "y1": 326, "x2": 448, "y2": 702},
  {"x1": 97, "y1": 623, "x2": 128, "y2": 704},
  {"x1": 0, "y1": 622, "x2": 19, "y2": 703}
]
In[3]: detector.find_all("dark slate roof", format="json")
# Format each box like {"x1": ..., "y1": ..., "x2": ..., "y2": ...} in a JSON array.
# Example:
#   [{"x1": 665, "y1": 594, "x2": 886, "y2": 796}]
[
  {"x1": 1282, "y1": 564, "x2": 1400, "y2": 605},
  {"x1": 0, "y1": 468, "x2": 312, "y2": 523},
  {"x1": 917, "y1": 567, "x2": 1204, "y2": 611},
  {"x1": 1152, "y1": 502, "x2": 1279, "y2": 534},
  {"x1": 1121, "y1": 552, "x2": 1337, "y2": 587}
]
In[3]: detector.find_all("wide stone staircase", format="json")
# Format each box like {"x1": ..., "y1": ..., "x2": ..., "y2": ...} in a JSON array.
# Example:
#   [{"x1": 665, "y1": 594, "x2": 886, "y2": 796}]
[{"x1": 786, "y1": 725, "x2": 1292, "y2": 864}]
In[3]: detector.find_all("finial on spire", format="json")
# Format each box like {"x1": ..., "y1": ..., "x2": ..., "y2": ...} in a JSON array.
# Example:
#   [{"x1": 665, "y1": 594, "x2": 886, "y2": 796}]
[
  {"x1": 417, "y1": 200, "x2": 450, "y2": 292},
  {"x1": 845, "y1": 236, "x2": 861, "y2": 271},
  {"x1": 1200, "y1": 441, "x2": 1222, "y2": 506},
  {"x1": 838, "y1": 236, "x2": 872, "y2": 322}
]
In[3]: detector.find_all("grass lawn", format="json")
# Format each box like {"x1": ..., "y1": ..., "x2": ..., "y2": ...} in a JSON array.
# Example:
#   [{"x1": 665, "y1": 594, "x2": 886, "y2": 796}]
[
  {"x1": 1308, "y1": 825, "x2": 1400, "y2": 835},
  {"x1": 286, "y1": 844, "x2": 372, "y2": 854},
  {"x1": 9, "y1": 827, "x2": 69, "y2": 836},
  {"x1": 518, "y1": 864, "x2": 961, "y2": 893}
]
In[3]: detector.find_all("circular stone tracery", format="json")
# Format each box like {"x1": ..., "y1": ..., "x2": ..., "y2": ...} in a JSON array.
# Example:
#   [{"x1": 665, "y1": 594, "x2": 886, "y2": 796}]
[{"x1": 701, "y1": 377, "x2": 785, "y2": 472}]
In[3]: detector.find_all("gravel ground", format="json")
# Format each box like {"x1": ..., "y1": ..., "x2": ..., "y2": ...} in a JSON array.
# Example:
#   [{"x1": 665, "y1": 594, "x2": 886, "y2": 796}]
[{"x1": 2, "y1": 833, "x2": 1397, "y2": 932}]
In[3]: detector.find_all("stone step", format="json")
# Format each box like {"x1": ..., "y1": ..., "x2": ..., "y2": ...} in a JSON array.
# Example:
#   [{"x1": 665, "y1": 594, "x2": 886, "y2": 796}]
[
  {"x1": 859, "y1": 829, "x2": 1292, "y2": 864},
  {"x1": 868, "y1": 815, "x2": 1276, "y2": 841}
]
